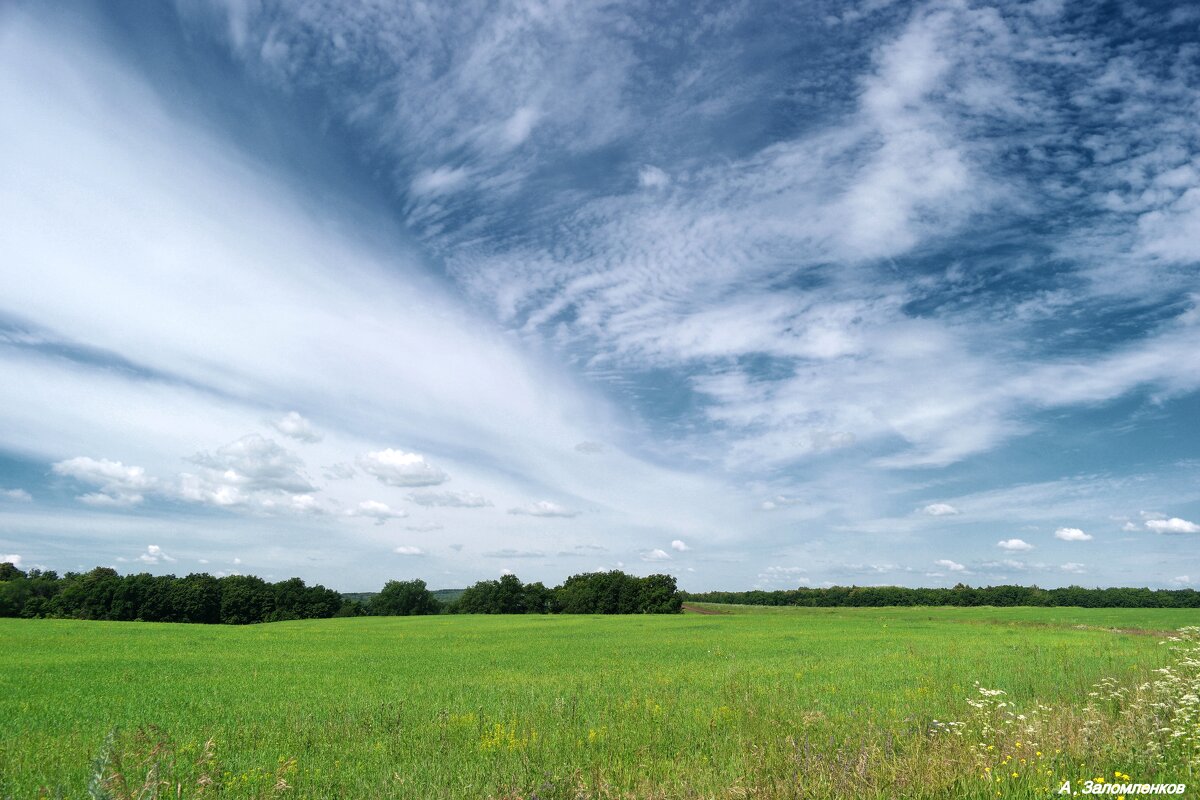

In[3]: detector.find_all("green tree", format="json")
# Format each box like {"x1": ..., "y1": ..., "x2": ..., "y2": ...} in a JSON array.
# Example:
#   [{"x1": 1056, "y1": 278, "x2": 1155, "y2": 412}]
[{"x1": 369, "y1": 579, "x2": 441, "y2": 616}]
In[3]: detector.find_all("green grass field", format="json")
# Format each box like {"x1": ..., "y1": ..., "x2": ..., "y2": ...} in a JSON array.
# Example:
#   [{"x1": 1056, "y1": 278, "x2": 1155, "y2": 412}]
[{"x1": 2, "y1": 606, "x2": 1198, "y2": 799}]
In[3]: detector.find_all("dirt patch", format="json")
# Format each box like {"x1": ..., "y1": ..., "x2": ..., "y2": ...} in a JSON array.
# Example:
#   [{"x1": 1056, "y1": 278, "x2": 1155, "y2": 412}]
[{"x1": 681, "y1": 604, "x2": 727, "y2": 615}]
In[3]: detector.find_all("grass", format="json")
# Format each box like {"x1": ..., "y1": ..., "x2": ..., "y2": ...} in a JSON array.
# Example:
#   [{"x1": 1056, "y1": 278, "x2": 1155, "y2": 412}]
[{"x1": 1, "y1": 606, "x2": 1197, "y2": 799}]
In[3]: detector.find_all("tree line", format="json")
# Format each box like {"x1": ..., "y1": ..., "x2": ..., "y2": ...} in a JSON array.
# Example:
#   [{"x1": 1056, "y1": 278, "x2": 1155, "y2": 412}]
[
  {"x1": 681, "y1": 583, "x2": 1200, "y2": 608},
  {"x1": 0, "y1": 562, "x2": 681, "y2": 623}
]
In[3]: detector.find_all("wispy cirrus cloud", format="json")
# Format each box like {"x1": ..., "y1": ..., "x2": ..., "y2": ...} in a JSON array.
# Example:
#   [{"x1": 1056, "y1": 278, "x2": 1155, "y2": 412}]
[{"x1": 1, "y1": 0, "x2": 1198, "y2": 591}]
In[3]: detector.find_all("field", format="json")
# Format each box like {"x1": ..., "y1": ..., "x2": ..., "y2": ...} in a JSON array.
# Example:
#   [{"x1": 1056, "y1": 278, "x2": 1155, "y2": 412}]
[{"x1": 2, "y1": 606, "x2": 1199, "y2": 799}]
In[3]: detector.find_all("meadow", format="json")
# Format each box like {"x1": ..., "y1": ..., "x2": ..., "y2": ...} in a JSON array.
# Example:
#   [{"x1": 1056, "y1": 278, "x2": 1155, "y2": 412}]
[{"x1": 2, "y1": 605, "x2": 1199, "y2": 799}]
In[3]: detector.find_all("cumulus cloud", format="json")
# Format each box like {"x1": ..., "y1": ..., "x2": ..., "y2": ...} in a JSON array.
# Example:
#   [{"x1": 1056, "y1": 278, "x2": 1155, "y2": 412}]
[
  {"x1": 934, "y1": 559, "x2": 965, "y2": 572},
  {"x1": 1171, "y1": 575, "x2": 1192, "y2": 586},
  {"x1": 347, "y1": 500, "x2": 407, "y2": 525},
  {"x1": 1061, "y1": 562, "x2": 1087, "y2": 574},
  {"x1": 270, "y1": 411, "x2": 322, "y2": 442},
  {"x1": 1054, "y1": 527, "x2": 1093, "y2": 542},
  {"x1": 393, "y1": 546, "x2": 425, "y2": 556},
  {"x1": 508, "y1": 500, "x2": 578, "y2": 518},
  {"x1": 358, "y1": 449, "x2": 448, "y2": 488},
  {"x1": 138, "y1": 544, "x2": 175, "y2": 564},
  {"x1": 670, "y1": 539, "x2": 689, "y2": 552},
  {"x1": 996, "y1": 538, "x2": 1033, "y2": 552},
  {"x1": 2, "y1": 554, "x2": 22, "y2": 567},
  {"x1": 52, "y1": 456, "x2": 155, "y2": 506},
  {"x1": 642, "y1": 548, "x2": 671, "y2": 562},
  {"x1": 406, "y1": 490, "x2": 490, "y2": 508},
  {"x1": 921, "y1": 503, "x2": 960, "y2": 516},
  {"x1": 179, "y1": 435, "x2": 316, "y2": 509},
  {"x1": 1, "y1": 488, "x2": 31, "y2": 502},
  {"x1": 1146, "y1": 517, "x2": 1200, "y2": 534}
]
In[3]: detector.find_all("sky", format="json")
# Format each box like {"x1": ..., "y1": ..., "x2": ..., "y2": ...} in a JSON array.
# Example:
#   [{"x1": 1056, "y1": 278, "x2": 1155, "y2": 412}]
[{"x1": 1, "y1": 0, "x2": 1198, "y2": 592}]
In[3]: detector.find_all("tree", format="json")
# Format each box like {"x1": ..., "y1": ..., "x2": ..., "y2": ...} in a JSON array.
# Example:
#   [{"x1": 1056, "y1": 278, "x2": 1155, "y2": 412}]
[
  {"x1": 0, "y1": 561, "x2": 25, "y2": 582},
  {"x1": 219, "y1": 575, "x2": 275, "y2": 624},
  {"x1": 369, "y1": 579, "x2": 441, "y2": 616},
  {"x1": 638, "y1": 574, "x2": 682, "y2": 614}
]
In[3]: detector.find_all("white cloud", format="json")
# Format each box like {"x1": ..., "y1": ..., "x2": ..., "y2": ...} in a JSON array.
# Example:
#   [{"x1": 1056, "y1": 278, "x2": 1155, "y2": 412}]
[
  {"x1": 137, "y1": 544, "x2": 175, "y2": 564},
  {"x1": 179, "y1": 435, "x2": 316, "y2": 510},
  {"x1": 2, "y1": 554, "x2": 21, "y2": 567},
  {"x1": 358, "y1": 449, "x2": 449, "y2": 488},
  {"x1": 499, "y1": 105, "x2": 540, "y2": 149},
  {"x1": 921, "y1": 503, "x2": 960, "y2": 516},
  {"x1": 406, "y1": 490, "x2": 490, "y2": 508},
  {"x1": 1, "y1": 488, "x2": 31, "y2": 502},
  {"x1": 347, "y1": 500, "x2": 407, "y2": 525},
  {"x1": 670, "y1": 539, "x2": 689, "y2": 552},
  {"x1": 410, "y1": 166, "x2": 470, "y2": 196},
  {"x1": 270, "y1": 411, "x2": 322, "y2": 443},
  {"x1": 638, "y1": 165, "x2": 670, "y2": 189},
  {"x1": 642, "y1": 548, "x2": 671, "y2": 562},
  {"x1": 1061, "y1": 562, "x2": 1087, "y2": 574},
  {"x1": 52, "y1": 456, "x2": 155, "y2": 506},
  {"x1": 933, "y1": 559, "x2": 964, "y2": 572},
  {"x1": 508, "y1": 500, "x2": 578, "y2": 518},
  {"x1": 1054, "y1": 527, "x2": 1093, "y2": 542},
  {"x1": 393, "y1": 546, "x2": 425, "y2": 556},
  {"x1": 1171, "y1": 575, "x2": 1192, "y2": 586},
  {"x1": 996, "y1": 538, "x2": 1033, "y2": 552},
  {"x1": 1146, "y1": 517, "x2": 1200, "y2": 534}
]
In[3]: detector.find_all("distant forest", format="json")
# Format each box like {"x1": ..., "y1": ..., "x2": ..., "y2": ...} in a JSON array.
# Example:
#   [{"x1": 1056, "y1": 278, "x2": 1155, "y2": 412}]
[
  {"x1": 0, "y1": 562, "x2": 680, "y2": 624},
  {"x1": 681, "y1": 584, "x2": 1200, "y2": 608},
  {"x1": 5, "y1": 560, "x2": 1197, "y2": 625}
]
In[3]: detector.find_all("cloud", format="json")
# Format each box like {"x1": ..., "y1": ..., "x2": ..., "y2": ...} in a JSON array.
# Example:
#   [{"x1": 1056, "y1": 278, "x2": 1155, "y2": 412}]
[
  {"x1": 270, "y1": 411, "x2": 321, "y2": 443},
  {"x1": 573, "y1": 441, "x2": 604, "y2": 454},
  {"x1": 179, "y1": 435, "x2": 316, "y2": 509},
  {"x1": 483, "y1": 548, "x2": 544, "y2": 559},
  {"x1": 137, "y1": 544, "x2": 175, "y2": 564},
  {"x1": 1054, "y1": 527, "x2": 1093, "y2": 542},
  {"x1": 406, "y1": 490, "x2": 490, "y2": 508},
  {"x1": 508, "y1": 500, "x2": 578, "y2": 518},
  {"x1": 410, "y1": 166, "x2": 470, "y2": 196},
  {"x1": 996, "y1": 538, "x2": 1033, "y2": 552},
  {"x1": 638, "y1": 165, "x2": 670, "y2": 189},
  {"x1": 358, "y1": 449, "x2": 449, "y2": 488},
  {"x1": 1061, "y1": 562, "x2": 1087, "y2": 574},
  {"x1": 1, "y1": 488, "x2": 31, "y2": 502},
  {"x1": 921, "y1": 503, "x2": 960, "y2": 516},
  {"x1": 1170, "y1": 575, "x2": 1192, "y2": 586},
  {"x1": 347, "y1": 500, "x2": 407, "y2": 525},
  {"x1": 641, "y1": 548, "x2": 671, "y2": 562},
  {"x1": 2, "y1": 554, "x2": 21, "y2": 567},
  {"x1": 322, "y1": 463, "x2": 356, "y2": 480},
  {"x1": 393, "y1": 546, "x2": 425, "y2": 556},
  {"x1": 933, "y1": 559, "x2": 965, "y2": 572},
  {"x1": 52, "y1": 456, "x2": 155, "y2": 506},
  {"x1": 1146, "y1": 517, "x2": 1200, "y2": 535},
  {"x1": 670, "y1": 539, "x2": 689, "y2": 552}
]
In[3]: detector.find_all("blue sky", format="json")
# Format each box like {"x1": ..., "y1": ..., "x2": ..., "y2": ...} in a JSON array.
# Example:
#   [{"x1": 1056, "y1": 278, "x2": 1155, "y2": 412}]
[{"x1": 1, "y1": 0, "x2": 1198, "y2": 591}]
